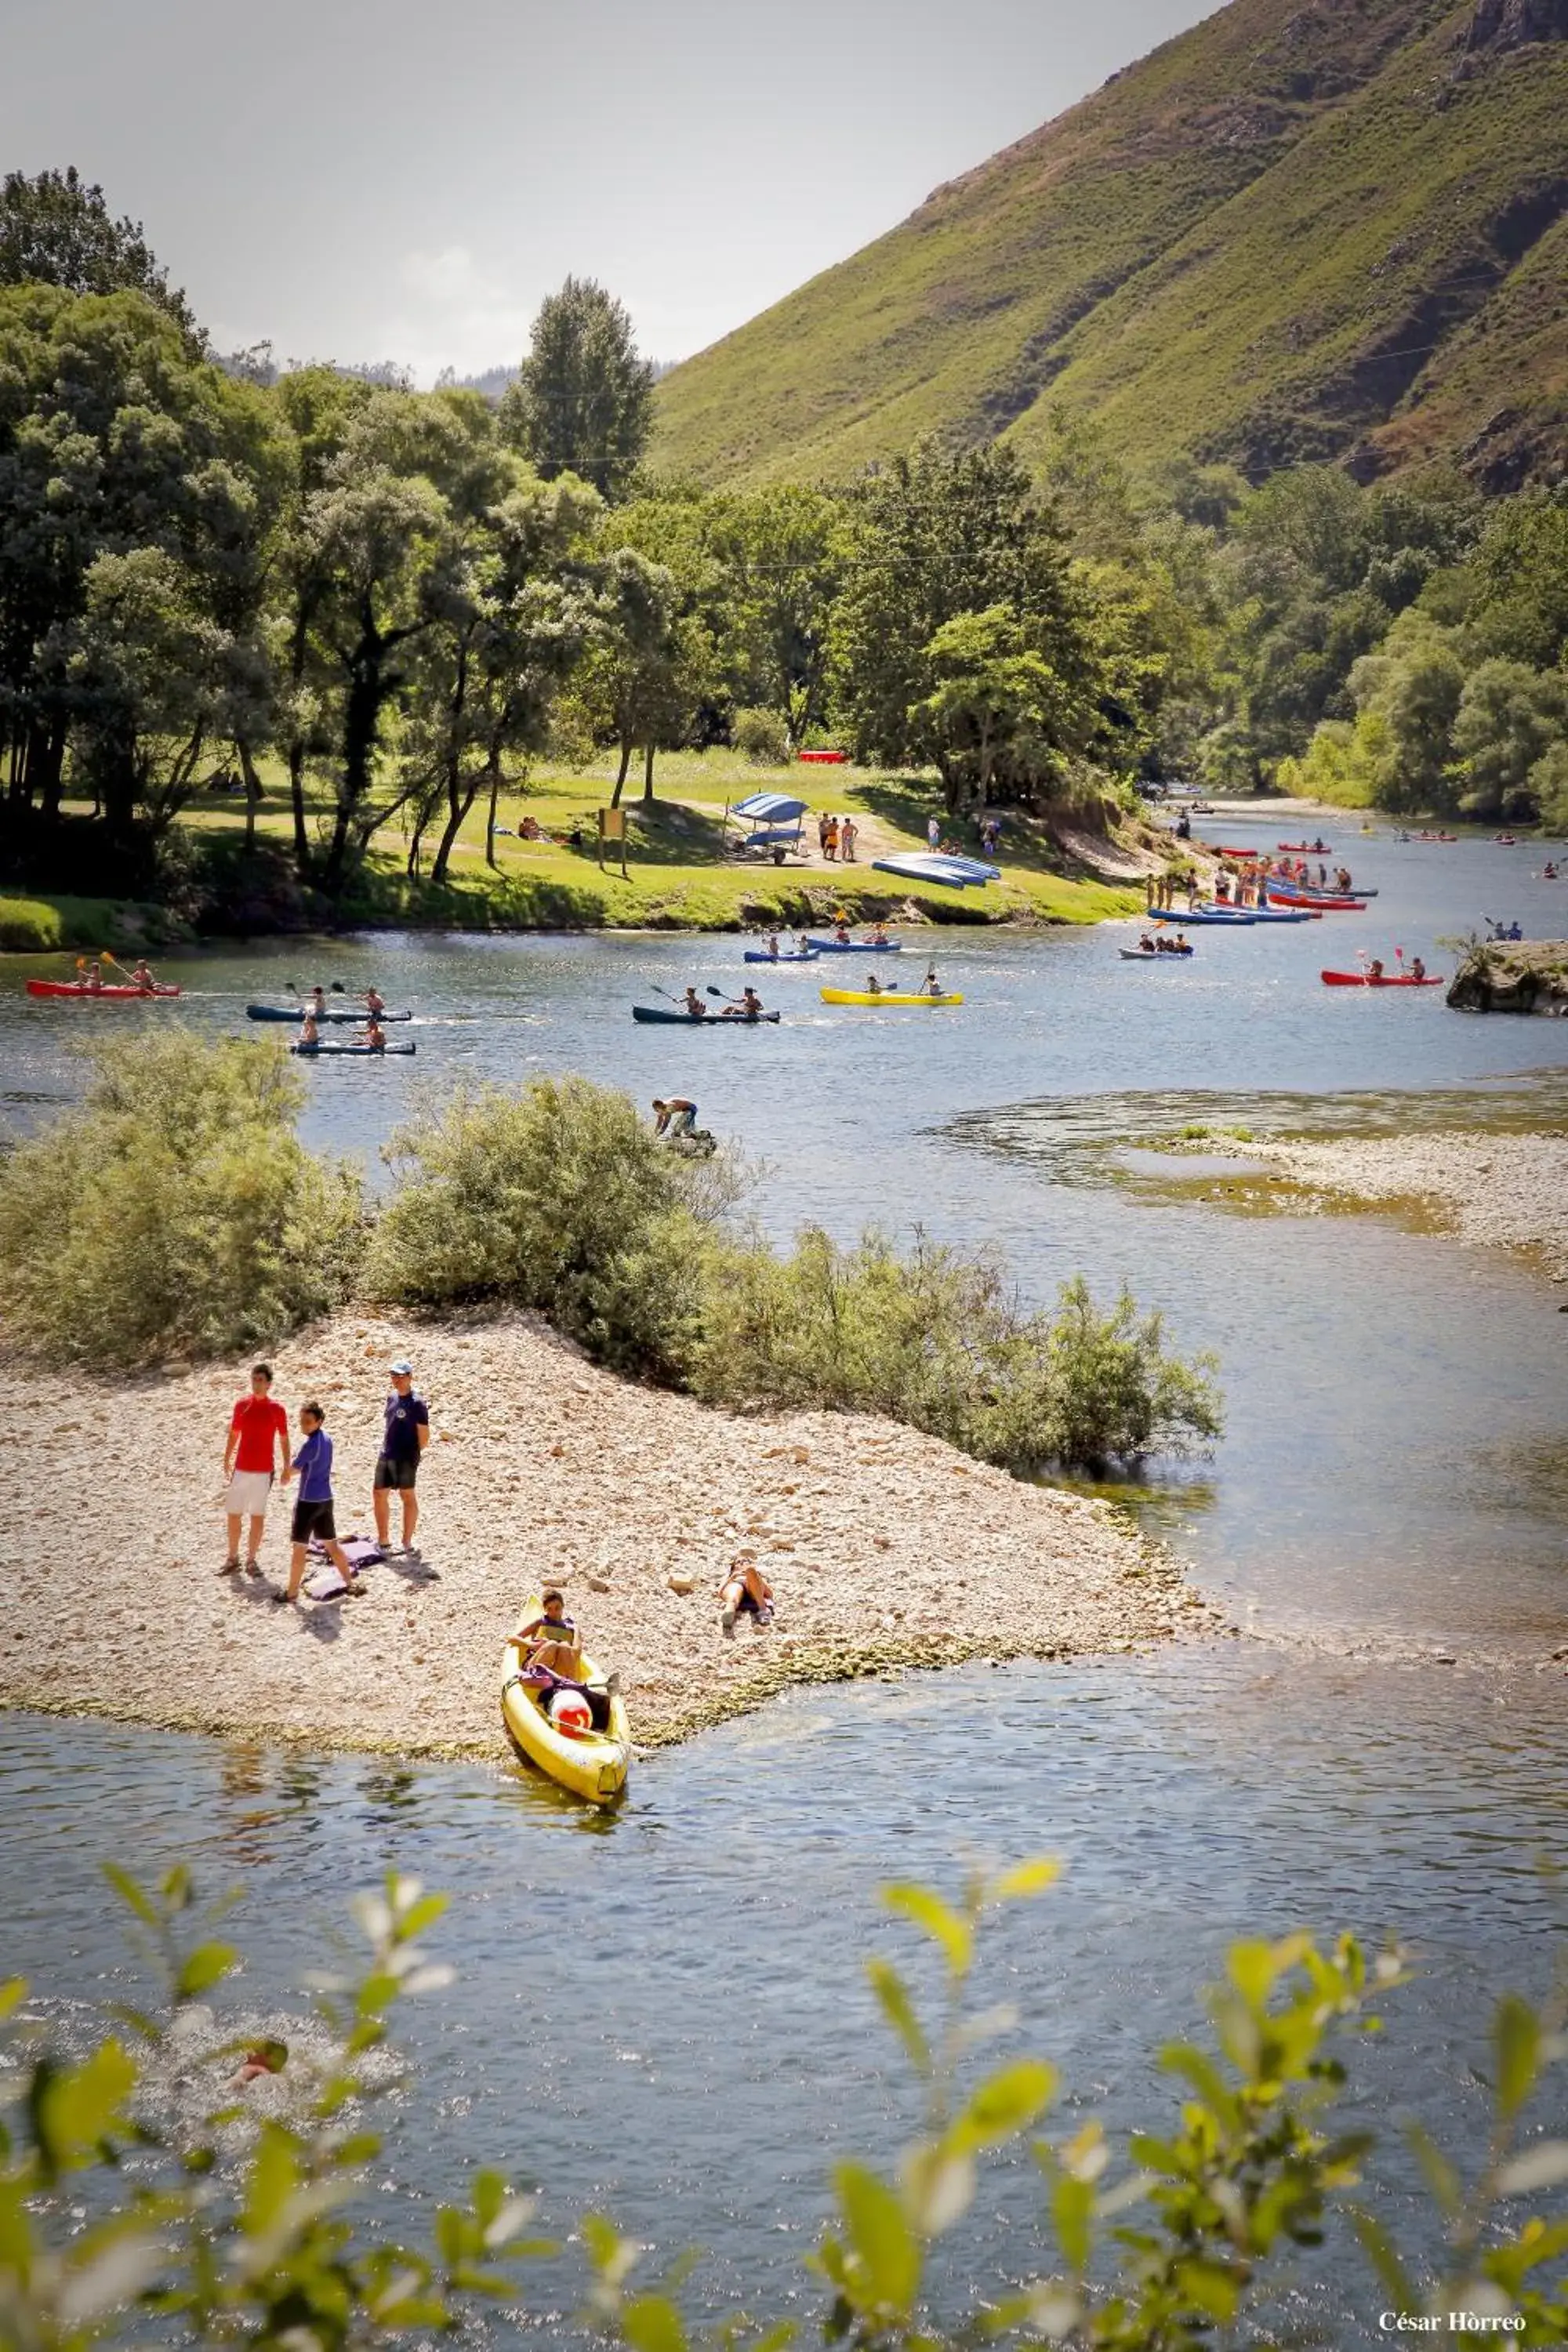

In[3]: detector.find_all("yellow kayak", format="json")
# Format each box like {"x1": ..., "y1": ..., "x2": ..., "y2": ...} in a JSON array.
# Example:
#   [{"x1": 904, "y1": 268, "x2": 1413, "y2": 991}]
[
  {"x1": 820, "y1": 986, "x2": 964, "y2": 1007},
  {"x1": 501, "y1": 1597, "x2": 631, "y2": 1806}
]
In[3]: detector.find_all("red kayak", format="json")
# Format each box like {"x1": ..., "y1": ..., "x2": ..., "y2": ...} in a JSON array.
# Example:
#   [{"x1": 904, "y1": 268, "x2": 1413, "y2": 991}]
[
  {"x1": 1269, "y1": 891, "x2": 1366, "y2": 911},
  {"x1": 25, "y1": 979, "x2": 181, "y2": 1000},
  {"x1": 1321, "y1": 970, "x2": 1443, "y2": 987},
  {"x1": 1278, "y1": 841, "x2": 1331, "y2": 852}
]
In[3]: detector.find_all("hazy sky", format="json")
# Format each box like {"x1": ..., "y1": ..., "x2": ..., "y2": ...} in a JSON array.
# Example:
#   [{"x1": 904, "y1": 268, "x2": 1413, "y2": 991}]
[{"x1": 5, "y1": 0, "x2": 1213, "y2": 381}]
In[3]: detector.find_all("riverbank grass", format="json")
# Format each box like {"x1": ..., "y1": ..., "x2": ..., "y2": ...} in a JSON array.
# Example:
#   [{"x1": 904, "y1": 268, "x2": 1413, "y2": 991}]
[{"x1": 164, "y1": 748, "x2": 1145, "y2": 932}]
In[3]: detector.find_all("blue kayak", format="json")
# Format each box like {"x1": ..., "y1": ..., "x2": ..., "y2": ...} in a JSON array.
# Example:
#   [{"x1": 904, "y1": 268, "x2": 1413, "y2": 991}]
[
  {"x1": 249, "y1": 1003, "x2": 412, "y2": 1022},
  {"x1": 291, "y1": 1040, "x2": 416, "y2": 1055},
  {"x1": 743, "y1": 949, "x2": 818, "y2": 964},
  {"x1": 1149, "y1": 909, "x2": 1260, "y2": 927}
]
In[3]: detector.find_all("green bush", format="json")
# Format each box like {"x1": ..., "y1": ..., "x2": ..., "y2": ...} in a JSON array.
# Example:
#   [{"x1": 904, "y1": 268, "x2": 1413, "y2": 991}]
[
  {"x1": 0, "y1": 894, "x2": 63, "y2": 950},
  {"x1": 0, "y1": 1032, "x2": 365, "y2": 1364},
  {"x1": 9, "y1": 1858, "x2": 1568, "y2": 2350},
  {"x1": 732, "y1": 704, "x2": 792, "y2": 764},
  {"x1": 689, "y1": 1227, "x2": 1221, "y2": 1471},
  {"x1": 363, "y1": 1074, "x2": 741, "y2": 1380}
]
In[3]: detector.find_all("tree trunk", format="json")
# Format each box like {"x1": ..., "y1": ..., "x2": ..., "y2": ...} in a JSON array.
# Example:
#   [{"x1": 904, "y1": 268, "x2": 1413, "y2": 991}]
[
  {"x1": 237, "y1": 738, "x2": 262, "y2": 851},
  {"x1": 609, "y1": 733, "x2": 633, "y2": 808},
  {"x1": 641, "y1": 739, "x2": 656, "y2": 802},
  {"x1": 485, "y1": 759, "x2": 502, "y2": 869}
]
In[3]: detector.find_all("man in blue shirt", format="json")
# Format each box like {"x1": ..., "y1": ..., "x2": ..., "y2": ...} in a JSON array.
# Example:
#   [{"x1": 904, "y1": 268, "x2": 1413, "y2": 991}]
[
  {"x1": 278, "y1": 1403, "x2": 361, "y2": 1605},
  {"x1": 373, "y1": 1356, "x2": 430, "y2": 1555}
]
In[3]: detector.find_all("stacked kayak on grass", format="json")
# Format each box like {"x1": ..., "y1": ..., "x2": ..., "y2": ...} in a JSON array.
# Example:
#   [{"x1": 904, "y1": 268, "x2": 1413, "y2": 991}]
[
  {"x1": 869, "y1": 853, "x2": 1000, "y2": 891},
  {"x1": 805, "y1": 936, "x2": 902, "y2": 953},
  {"x1": 631, "y1": 1006, "x2": 780, "y2": 1025},
  {"x1": 26, "y1": 979, "x2": 180, "y2": 999},
  {"x1": 291, "y1": 1040, "x2": 416, "y2": 1054},
  {"x1": 1321, "y1": 970, "x2": 1444, "y2": 987},
  {"x1": 821, "y1": 985, "x2": 964, "y2": 1007},
  {"x1": 248, "y1": 1003, "x2": 412, "y2": 1022},
  {"x1": 502, "y1": 1599, "x2": 630, "y2": 1806}
]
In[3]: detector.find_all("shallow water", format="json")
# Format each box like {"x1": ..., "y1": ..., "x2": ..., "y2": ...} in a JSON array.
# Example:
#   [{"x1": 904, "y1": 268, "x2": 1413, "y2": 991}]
[{"x1": 5, "y1": 822, "x2": 1568, "y2": 2330}]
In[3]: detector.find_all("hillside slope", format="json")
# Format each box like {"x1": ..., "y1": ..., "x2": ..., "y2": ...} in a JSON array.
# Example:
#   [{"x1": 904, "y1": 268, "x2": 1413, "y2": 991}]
[{"x1": 652, "y1": 0, "x2": 1568, "y2": 489}]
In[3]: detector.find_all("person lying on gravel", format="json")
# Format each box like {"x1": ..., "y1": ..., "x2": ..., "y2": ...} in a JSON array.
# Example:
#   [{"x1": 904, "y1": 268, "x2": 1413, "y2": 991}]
[{"x1": 718, "y1": 1552, "x2": 774, "y2": 1635}]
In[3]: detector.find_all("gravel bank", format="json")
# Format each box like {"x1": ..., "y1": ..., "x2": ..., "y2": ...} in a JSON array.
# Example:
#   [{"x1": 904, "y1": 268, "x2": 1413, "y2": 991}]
[
  {"x1": 3, "y1": 1314, "x2": 1214, "y2": 1760},
  {"x1": 1242, "y1": 1131, "x2": 1568, "y2": 1283}
]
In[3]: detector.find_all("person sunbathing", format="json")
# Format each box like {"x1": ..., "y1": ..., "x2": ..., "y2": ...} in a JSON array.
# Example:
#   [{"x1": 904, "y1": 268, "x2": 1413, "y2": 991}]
[
  {"x1": 508, "y1": 1591, "x2": 619, "y2": 1723},
  {"x1": 718, "y1": 1551, "x2": 775, "y2": 1634}
]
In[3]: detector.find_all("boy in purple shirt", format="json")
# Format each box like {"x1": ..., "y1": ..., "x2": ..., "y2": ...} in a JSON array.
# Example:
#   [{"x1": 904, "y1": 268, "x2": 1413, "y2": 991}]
[{"x1": 278, "y1": 1403, "x2": 362, "y2": 1606}]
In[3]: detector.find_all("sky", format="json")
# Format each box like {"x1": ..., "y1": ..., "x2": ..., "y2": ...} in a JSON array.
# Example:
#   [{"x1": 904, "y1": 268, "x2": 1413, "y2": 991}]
[{"x1": 5, "y1": 0, "x2": 1215, "y2": 383}]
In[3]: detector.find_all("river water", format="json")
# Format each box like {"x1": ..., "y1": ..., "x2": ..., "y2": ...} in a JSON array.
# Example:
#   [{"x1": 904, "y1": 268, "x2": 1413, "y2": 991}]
[{"x1": 5, "y1": 822, "x2": 1568, "y2": 2334}]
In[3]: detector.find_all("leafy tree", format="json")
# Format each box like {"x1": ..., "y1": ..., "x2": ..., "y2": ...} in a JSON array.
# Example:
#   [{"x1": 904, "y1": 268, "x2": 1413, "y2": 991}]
[
  {"x1": 1450, "y1": 659, "x2": 1568, "y2": 822},
  {"x1": 65, "y1": 549, "x2": 234, "y2": 842},
  {"x1": 832, "y1": 444, "x2": 1100, "y2": 804},
  {"x1": 575, "y1": 546, "x2": 686, "y2": 804},
  {"x1": 1344, "y1": 618, "x2": 1466, "y2": 812},
  {"x1": 717, "y1": 481, "x2": 848, "y2": 745},
  {"x1": 0, "y1": 165, "x2": 201, "y2": 347},
  {"x1": 1530, "y1": 740, "x2": 1568, "y2": 836},
  {"x1": 499, "y1": 275, "x2": 653, "y2": 500},
  {"x1": 401, "y1": 470, "x2": 599, "y2": 880},
  {"x1": 1465, "y1": 489, "x2": 1568, "y2": 670},
  {"x1": 912, "y1": 605, "x2": 1073, "y2": 810},
  {"x1": 0, "y1": 286, "x2": 277, "y2": 863}
]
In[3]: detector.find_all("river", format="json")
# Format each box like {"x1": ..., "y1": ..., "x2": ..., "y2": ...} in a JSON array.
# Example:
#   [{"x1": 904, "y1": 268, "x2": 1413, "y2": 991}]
[{"x1": 5, "y1": 821, "x2": 1567, "y2": 2334}]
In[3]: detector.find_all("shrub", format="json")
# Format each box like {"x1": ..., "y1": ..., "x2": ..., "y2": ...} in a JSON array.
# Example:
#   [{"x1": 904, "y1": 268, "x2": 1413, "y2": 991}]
[
  {"x1": 0, "y1": 893, "x2": 63, "y2": 950},
  {"x1": 0, "y1": 1032, "x2": 365, "y2": 1364},
  {"x1": 363, "y1": 1075, "x2": 742, "y2": 1380},
  {"x1": 689, "y1": 1227, "x2": 1221, "y2": 1471},
  {"x1": 732, "y1": 704, "x2": 791, "y2": 764}
]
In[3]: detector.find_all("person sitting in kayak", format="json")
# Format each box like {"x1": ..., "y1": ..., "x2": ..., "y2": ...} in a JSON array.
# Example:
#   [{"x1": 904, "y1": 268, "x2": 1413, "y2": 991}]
[
  {"x1": 917, "y1": 967, "x2": 942, "y2": 997},
  {"x1": 362, "y1": 985, "x2": 387, "y2": 1015},
  {"x1": 870, "y1": 922, "x2": 890, "y2": 947},
  {"x1": 652, "y1": 1096, "x2": 699, "y2": 1138},
  {"x1": 83, "y1": 959, "x2": 103, "y2": 992},
  {"x1": 723, "y1": 985, "x2": 764, "y2": 1020},
  {"x1": 1138, "y1": 931, "x2": 1158, "y2": 953},
  {"x1": 361, "y1": 1017, "x2": 387, "y2": 1051},
  {"x1": 833, "y1": 921, "x2": 851, "y2": 944},
  {"x1": 1367, "y1": 956, "x2": 1385, "y2": 980},
  {"x1": 1410, "y1": 956, "x2": 1427, "y2": 981},
  {"x1": 719, "y1": 1551, "x2": 774, "y2": 1635},
  {"x1": 299, "y1": 1008, "x2": 321, "y2": 1045},
  {"x1": 510, "y1": 1591, "x2": 617, "y2": 1724},
  {"x1": 761, "y1": 935, "x2": 782, "y2": 960},
  {"x1": 863, "y1": 970, "x2": 886, "y2": 994},
  {"x1": 130, "y1": 958, "x2": 158, "y2": 991},
  {"x1": 309, "y1": 985, "x2": 328, "y2": 1015},
  {"x1": 683, "y1": 986, "x2": 709, "y2": 1018}
]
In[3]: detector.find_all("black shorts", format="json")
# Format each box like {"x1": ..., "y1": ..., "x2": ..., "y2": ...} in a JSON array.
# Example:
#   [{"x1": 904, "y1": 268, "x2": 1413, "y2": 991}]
[
  {"x1": 374, "y1": 1454, "x2": 419, "y2": 1491},
  {"x1": 292, "y1": 1497, "x2": 336, "y2": 1544}
]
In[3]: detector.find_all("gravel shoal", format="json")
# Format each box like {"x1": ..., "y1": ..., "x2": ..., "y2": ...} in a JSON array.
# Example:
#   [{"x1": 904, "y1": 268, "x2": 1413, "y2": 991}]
[
  {"x1": 3, "y1": 1313, "x2": 1214, "y2": 1760},
  {"x1": 1243, "y1": 1131, "x2": 1568, "y2": 1282}
]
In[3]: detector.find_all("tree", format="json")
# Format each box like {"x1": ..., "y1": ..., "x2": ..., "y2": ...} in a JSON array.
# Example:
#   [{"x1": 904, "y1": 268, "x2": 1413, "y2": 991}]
[
  {"x1": 499, "y1": 276, "x2": 653, "y2": 501},
  {"x1": 400, "y1": 470, "x2": 600, "y2": 882},
  {"x1": 832, "y1": 443, "x2": 1099, "y2": 802},
  {"x1": 0, "y1": 286, "x2": 275, "y2": 869},
  {"x1": 577, "y1": 546, "x2": 684, "y2": 804},
  {"x1": 1451, "y1": 659, "x2": 1568, "y2": 822},
  {"x1": 0, "y1": 166, "x2": 201, "y2": 347},
  {"x1": 65, "y1": 549, "x2": 232, "y2": 843},
  {"x1": 1466, "y1": 489, "x2": 1568, "y2": 670},
  {"x1": 912, "y1": 606, "x2": 1073, "y2": 810},
  {"x1": 1345, "y1": 618, "x2": 1466, "y2": 812},
  {"x1": 718, "y1": 482, "x2": 849, "y2": 744}
]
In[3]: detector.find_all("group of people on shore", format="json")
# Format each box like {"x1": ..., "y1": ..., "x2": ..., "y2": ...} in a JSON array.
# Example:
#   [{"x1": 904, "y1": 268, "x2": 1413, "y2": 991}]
[
  {"x1": 1145, "y1": 870, "x2": 1199, "y2": 911},
  {"x1": 221, "y1": 1356, "x2": 429, "y2": 1605},
  {"x1": 816, "y1": 811, "x2": 858, "y2": 862}
]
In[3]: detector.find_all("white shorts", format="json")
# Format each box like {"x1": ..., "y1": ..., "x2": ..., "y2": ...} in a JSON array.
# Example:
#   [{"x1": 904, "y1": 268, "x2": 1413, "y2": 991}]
[{"x1": 225, "y1": 1469, "x2": 274, "y2": 1519}]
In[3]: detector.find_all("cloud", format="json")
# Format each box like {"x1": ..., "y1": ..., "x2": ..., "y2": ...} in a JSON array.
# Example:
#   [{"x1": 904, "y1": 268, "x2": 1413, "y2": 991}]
[{"x1": 379, "y1": 245, "x2": 536, "y2": 383}]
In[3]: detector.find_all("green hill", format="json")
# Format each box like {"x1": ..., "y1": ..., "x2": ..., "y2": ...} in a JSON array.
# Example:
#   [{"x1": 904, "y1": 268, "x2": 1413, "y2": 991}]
[{"x1": 652, "y1": 0, "x2": 1568, "y2": 489}]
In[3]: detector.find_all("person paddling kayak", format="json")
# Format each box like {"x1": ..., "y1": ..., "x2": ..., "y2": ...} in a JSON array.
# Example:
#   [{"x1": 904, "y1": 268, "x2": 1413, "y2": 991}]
[
  {"x1": 721, "y1": 985, "x2": 766, "y2": 1020},
  {"x1": 682, "y1": 986, "x2": 709, "y2": 1018},
  {"x1": 917, "y1": 966, "x2": 943, "y2": 998}
]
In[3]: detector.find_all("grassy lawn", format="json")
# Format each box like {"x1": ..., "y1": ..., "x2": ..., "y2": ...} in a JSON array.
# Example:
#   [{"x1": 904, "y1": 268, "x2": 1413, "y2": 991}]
[{"x1": 166, "y1": 749, "x2": 1142, "y2": 933}]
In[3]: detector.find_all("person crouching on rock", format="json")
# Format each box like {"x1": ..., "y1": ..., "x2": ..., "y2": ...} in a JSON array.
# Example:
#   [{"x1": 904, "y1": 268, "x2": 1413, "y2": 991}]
[{"x1": 718, "y1": 1551, "x2": 774, "y2": 1635}]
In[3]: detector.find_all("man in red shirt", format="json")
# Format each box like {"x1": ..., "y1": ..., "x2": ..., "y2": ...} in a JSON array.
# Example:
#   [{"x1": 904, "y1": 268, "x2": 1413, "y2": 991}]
[{"x1": 222, "y1": 1363, "x2": 290, "y2": 1575}]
